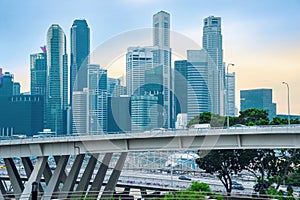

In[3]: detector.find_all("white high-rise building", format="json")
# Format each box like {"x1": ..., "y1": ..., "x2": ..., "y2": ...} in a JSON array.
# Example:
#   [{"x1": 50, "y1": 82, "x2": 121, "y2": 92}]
[
  {"x1": 126, "y1": 46, "x2": 158, "y2": 96},
  {"x1": 72, "y1": 89, "x2": 88, "y2": 134},
  {"x1": 226, "y1": 72, "x2": 236, "y2": 116},
  {"x1": 153, "y1": 11, "x2": 172, "y2": 128},
  {"x1": 202, "y1": 16, "x2": 224, "y2": 115}
]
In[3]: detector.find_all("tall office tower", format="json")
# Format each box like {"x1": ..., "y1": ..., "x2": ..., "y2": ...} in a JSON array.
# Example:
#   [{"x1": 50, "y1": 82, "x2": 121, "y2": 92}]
[
  {"x1": 30, "y1": 48, "x2": 47, "y2": 124},
  {"x1": 226, "y1": 72, "x2": 236, "y2": 116},
  {"x1": 240, "y1": 89, "x2": 277, "y2": 120},
  {"x1": 72, "y1": 89, "x2": 87, "y2": 134},
  {"x1": 88, "y1": 64, "x2": 107, "y2": 134},
  {"x1": 46, "y1": 24, "x2": 68, "y2": 135},
  {"x1": 70, "y1": 19, "x2": 90, "y2": 100},
  {"x1": 174, "y1": 60, "x2": 188, "y2": 120},
  {"x1": 187, "y1": 50, "x2": 218, "y2": 121},
  {"x1": 131, "y1": 95, "x2": 159, "y2": 132},
  {"x1": 126, "y1": 46, "x2": 158, "y2": 96},
  {"x1": 202, "y1": 16, "x2": 224, "y2": 115},
  {"x1": 153, "y1": 11, "x2": 172, "y2": 128},
  {"x1": 0, "y1": 71, "x2": 14, "y2": 97}
]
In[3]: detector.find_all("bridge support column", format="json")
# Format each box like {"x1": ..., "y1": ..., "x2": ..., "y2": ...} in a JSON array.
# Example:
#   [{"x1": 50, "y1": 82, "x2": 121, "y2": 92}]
[
  {"x1": 20, "y1": 156, "x2": 48, "y2": 200},
  {"x1": 86, "y1": 153, "x2": 113, "y2": 198},
  {"x1": 42, "y1": 155, "x2": 69, "y2": 200},
  {"x1": 0, "y1": 180, "x2": 6, "y2": 200},
  {"x1": 75, "y1": 153, "x2": 99, "y2": 198},
  {"x1": 4, "y1": 158, "x2": 24, "y2": 199},
  {"x1": 53, "y1": 156, "x2": 67, "y2": 183},
  {"x1": 58, "y1": 154, "x2": 85, "y2": 199},
  {"x1": 101, "y1": 152, "x2": 128, "y2": 200}
]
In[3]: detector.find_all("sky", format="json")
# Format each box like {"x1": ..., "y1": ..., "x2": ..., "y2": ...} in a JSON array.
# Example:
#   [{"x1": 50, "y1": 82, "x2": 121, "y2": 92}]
[{"x1": 0, "y1": 0, "x2": 299, "y2": 115}]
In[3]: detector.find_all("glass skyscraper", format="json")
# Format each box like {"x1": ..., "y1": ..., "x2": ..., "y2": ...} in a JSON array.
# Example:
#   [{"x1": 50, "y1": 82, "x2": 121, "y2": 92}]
[
  {"x1": 46, "y1": 24, "x2": 68, "y2": 135},
  {"x1": 70, "y1": 19, "x2": 90, "y2": 96},
  {"x1": 202, "y1": 16, "x2": 224, "y2": 115},
  {"x1": 226, "y1": 72, "x2": 236, "y2": 116},
  {"x1": 187, "y1": 50, "x2": 213, "y2": 121}
]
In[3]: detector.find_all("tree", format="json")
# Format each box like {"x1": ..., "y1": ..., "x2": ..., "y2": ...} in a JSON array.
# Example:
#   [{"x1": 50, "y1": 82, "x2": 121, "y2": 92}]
[
  {"x1": 187, "y1": 112, "x2": 226, "y2": 128},
  {"x1": 196, "y1": 150, "x2": 250, "y2": 195},
  {"x1": 246, "y1": 149, "x2": 277, "y2": 194},
  {"x1": 238, "y1": 108, "x2": 269, "y2": 126}
]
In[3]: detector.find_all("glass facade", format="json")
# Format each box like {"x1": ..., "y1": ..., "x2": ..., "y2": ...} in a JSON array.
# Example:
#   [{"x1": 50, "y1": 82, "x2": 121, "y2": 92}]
[{"x1": 46, "y1": 24, "x2": 68, "y2": 135}]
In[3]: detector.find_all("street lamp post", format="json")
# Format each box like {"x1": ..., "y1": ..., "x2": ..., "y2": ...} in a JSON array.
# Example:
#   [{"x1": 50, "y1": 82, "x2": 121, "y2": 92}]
[
  {"x1": 226, "y1": 63, "x2": 235, "y2": 128},
  {"x1": 282, "y1": 82, "x2": 291, "y2": 125}
]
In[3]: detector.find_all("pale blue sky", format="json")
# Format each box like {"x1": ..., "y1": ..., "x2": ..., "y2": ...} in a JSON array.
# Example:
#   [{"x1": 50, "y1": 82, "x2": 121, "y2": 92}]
[{"x1": 0, "y1": 0, "x2": 300, "y2": 114}]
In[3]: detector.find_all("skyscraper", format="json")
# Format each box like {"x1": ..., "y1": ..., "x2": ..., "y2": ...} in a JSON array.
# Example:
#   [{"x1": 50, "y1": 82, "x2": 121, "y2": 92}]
[
  {"x1": 72, "y1": 89, "x2": 88, "y2": 134},
  {"x1": 187, "y1": 50, "x2": 217, "y2": 121},
  {"x1": 87, "y1": 64, "x2": 107, "y2": 134},
  {"x1": 202, "y1": 16, "x2": 224, "y2": 115},
  {"x1": 30, "y1": 48, "x2": 47, "y2": 124},
  {"x1": 174, "y1": 60, "x2": 188, "y2": 119},
  {"x1": 126, "y1": 46, "x2": 158, "y2": 96},
  {"x1": 30, "y1": 48, "x2": 47, "y2": 96},
  {"x1": 153, "y1": 11, "x2": 172, "y2": 128},
  {"x1": 46, "y1": 24, "x2": 68, "y2": 135},
  {"x1": 70, "y1": 19, "x2": 90, "y2": 100},
  {"x1": 226, "y1": 72, "x2": 236, "y2": 116}
]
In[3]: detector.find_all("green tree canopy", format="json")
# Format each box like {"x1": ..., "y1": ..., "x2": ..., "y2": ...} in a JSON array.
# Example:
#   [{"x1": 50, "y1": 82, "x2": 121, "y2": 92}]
[{"x1": 238, "y1": 108, "x2": 269, "y2": 126}]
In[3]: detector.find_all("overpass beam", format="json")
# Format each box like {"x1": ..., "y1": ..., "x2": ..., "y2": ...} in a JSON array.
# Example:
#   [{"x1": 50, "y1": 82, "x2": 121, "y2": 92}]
[
  {"x1": 75, "y1": 153, "x2": 99, "y2": 197},
  {"x1": 4, "y1": 158, "x2": 24, "y2": 199},
  {"x1": 101, "y1": 152, "x2": 128, "y2": 200},
  {"x1": 42, "y1": 155, "x2": 69, "y2": 200},
  {"x1": 58, "y1": 154, "x2": 85, "y2": 199},
  {"x1": 19, "y1": 156, "x2": 48, "y2": 200},
  {"x1": 86, "y1": 153, "x2": 113, "y2": 198}
]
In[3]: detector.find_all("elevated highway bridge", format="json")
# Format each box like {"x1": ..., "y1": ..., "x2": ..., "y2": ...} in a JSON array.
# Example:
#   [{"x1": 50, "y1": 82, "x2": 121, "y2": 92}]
[{"x1": 0, "y1": 125, "x2": 299, "y2": 199}]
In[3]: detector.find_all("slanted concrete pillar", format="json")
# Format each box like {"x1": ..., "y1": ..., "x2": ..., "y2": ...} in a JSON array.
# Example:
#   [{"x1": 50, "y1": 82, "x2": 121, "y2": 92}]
[
  {"x1": 0, "y1": 180, "x2": 6, "y2": 200},
  {"x1": 21, "y1": 157, "x2": 33, "y2": 178},
  {"x1": 19, "y1": 156, "x2": 48, "y2": 200},
  {"x1": 86, "y1": 153, "x2": 113, "y2": 198},
  {"x1": 42, "y1": 155, "x2": 69, "y2": 200},
  {"x1": 101, "y1": 152, "x2": 128, "y2": 200},
  {"x1": 43, "y1": 162, "x2": 53, "y2": 185},
  {"x1": 58, "y1": 154, "x2": 85, "y2": 199},
  {"x1": 75, "y1": 153, "x2": 99, "y2": 196},
  {"x1": 4, "y1": 158, "x2": 23, "y2": 199},
  {"x1": 53, "y1": 156, "x2": 67, "y2": 184}
]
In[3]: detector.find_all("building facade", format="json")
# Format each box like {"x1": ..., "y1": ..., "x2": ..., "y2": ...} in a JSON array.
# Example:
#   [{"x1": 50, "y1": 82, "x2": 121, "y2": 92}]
[
  {"x1": 126, "y1": 46, "x2": 158, "y2": 96},
  {"x1": 187, "y1": 49, "x2": 218, "y2": 121},
  {"x1": 88, "y1": 64, "x2": 107, "y2": 134},
  {"x1": 153, "y1": 11, "x2": 172, "y2": 128},
  {"x1": 202, "y1": 16, "x2": 224, "y2": 115},
  {"x1": 72, "y1": 89, "x2": 88, "y2": 134},
  {"x1": 46, "y1": 24, "x2": 68, "y2": 135},
  {"x1": 240, "y1": 89, "x2": 277, "y2": 120},
  {"x1": 226, "y1": 72, "x2": 236, "y2": 116},
  {"x1": 131, "y1": 95, "x2": 159, "y2": 132},
  {"x1": 174, "y1": 60, "x2": 188, "y2": 120}
]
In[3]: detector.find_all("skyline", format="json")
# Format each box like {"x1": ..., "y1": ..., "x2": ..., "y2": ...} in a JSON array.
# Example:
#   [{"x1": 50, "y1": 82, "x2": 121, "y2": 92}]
[{"x1": 0, "y1": 0, "x2": 300, "y2": 115}]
